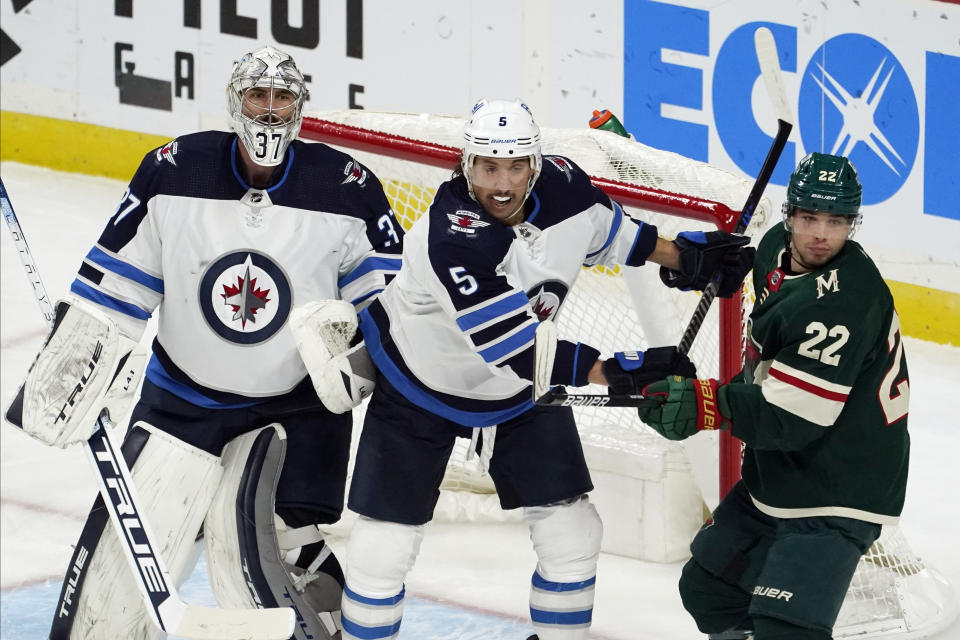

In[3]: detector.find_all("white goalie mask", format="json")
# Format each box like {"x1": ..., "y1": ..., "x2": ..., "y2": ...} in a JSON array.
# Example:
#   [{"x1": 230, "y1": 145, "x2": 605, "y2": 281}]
[
  {"x1": 227, "y1": 45, "x2": 309, "y2": 167},
  {"x1": 462, "y1": 98, "x2": 542, "y2": 202}
]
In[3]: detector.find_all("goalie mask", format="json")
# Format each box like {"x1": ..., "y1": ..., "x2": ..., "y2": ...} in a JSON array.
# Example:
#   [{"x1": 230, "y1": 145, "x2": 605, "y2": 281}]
[
  {"x1": 462, "y1": 98, "x2": 542, "y2": 205},
  {"x1": 782, "y1": 152, "x2": 863, "y2": 238},
  {"x1": 227, "y1": 45, "x2": 309, "y2": 167}
]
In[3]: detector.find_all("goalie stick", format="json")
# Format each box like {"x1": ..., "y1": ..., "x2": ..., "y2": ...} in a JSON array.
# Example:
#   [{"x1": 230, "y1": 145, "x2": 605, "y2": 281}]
[
  {"x1": 0, "y1": 177, "x2": 296, "y2": 640},
  {"x1": 534, "y1": 26, "x2": 793, "y2": 408}
]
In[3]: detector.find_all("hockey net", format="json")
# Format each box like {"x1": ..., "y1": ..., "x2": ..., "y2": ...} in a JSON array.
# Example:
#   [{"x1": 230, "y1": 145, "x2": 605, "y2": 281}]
[{"x1": 300, "y1": 110, "x2": 957, "y2": 639}]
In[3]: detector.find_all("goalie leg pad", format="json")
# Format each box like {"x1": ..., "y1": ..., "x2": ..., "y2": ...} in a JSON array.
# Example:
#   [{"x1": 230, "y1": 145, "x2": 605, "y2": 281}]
[
  {"x1": 290, "y1": 300, "x2": 375, "y2": 414},
  {"x1": 19, "y1": 298, "x2": 136, "y2": 448},
  {"x1": 49, "y1": 423, "x2": 222, "y2": 640},
  {"x1": 204, "y1": 425, "x2": 339, "y2": 639},
  {"x1": 341, "y1": 517, "x2": 423, "y2": 640},
  {"x1": 524, "y1": 495, "x2": 602, "y2": 640}
]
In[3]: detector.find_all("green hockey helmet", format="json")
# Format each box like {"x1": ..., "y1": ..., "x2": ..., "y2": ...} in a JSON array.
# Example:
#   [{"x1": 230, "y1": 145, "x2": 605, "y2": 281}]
[{"x1": 785, "y1": 152, "x2": 862, "y2": 215}]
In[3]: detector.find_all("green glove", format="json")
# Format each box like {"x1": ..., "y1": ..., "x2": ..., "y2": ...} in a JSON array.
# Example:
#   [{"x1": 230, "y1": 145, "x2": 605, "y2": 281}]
[{"x1": 637, "y1": 376, "x2": 731, "y2": 440}]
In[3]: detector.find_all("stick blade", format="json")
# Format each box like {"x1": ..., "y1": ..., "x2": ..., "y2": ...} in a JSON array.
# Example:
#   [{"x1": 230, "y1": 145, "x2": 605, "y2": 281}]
[
  {"x1": 754, "y1": 26, "x2": 793, "y2": 126},
  {"x1": 533, "y1": 320, "x2": 557, "y2": 403},
  {"x1": 172, "y1": 603, "x2": 296, "y2": 640}
]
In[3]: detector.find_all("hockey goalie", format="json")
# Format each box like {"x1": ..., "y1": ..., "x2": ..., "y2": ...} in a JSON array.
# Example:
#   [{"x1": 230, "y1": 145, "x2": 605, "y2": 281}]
[{"x1": 5, "y1": 43, "x2": 399, "y2": 640}]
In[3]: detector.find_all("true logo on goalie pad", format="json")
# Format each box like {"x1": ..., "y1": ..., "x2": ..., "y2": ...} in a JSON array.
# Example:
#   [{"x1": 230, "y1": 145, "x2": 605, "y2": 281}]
[
  {"x1": 57, "y1": 545, "x2": 90, "y2": 618},
  {"x1": 199, "y1": 250, "x2": 292, "y2": 345}
]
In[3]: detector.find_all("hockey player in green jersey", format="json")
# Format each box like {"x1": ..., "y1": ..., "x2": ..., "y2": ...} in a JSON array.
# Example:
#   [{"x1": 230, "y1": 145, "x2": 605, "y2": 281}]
[{"x1": 637, "y1": 152, "x2": 910, "y2": 640}]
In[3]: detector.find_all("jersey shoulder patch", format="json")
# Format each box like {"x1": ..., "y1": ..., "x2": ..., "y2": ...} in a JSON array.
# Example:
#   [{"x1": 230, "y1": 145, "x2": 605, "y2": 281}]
[
  {"x1": 148, "y1": 131, "x2": 232, "y2": 171},
  {"x1": 427, "y1": 180, "x2": 512, "y2": 267}
]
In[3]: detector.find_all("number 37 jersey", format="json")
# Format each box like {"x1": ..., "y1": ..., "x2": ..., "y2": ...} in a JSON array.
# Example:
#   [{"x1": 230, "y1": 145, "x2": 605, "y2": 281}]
[
  {"x1": 729, "y1": 226, "x2": 909, "y2": 524},
  {"x1": 69, "y1": 132, "x2": 403, "y2": 406}
]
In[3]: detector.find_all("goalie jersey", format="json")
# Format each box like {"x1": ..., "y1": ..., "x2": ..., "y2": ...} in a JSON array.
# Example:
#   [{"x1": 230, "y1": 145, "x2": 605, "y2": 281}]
[
  {"x1": 726, "y1": 225, "x2": 910, "y2": 524},
  {"x1": 359, "y1": 155, "x2": 660, "y2": 427},
  {"x1": 70, "y1": 131, "x2": 403, "y2": 406}
]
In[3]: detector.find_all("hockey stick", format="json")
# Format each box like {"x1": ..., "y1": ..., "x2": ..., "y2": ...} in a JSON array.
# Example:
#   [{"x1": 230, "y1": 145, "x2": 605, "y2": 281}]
[
  {"x1": 0, "y1": 177, "x2": 296, "y2": 640},
  {"x1": 676, "y1": 26, "x2": 792, "y2": 356},
  {"x1": 534, "y1": 26, "x2": 793, "y2": 407}
]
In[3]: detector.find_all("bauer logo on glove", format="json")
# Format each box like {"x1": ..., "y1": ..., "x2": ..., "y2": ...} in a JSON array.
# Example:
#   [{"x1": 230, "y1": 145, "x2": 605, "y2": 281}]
[{"x1": 637, "y1": 376, "x2": 731, "y2": 441}]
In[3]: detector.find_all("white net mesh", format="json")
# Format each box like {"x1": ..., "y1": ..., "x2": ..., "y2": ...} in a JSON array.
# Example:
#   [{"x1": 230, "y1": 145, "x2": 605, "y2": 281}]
[{"x1": 301, "y1": 109, "x2": 957, "y2": 637}]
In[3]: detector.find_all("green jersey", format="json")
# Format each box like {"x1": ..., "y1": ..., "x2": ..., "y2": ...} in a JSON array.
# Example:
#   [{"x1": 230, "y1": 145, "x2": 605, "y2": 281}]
[{"x1": 724, "y1": 225, "x2": 910, "y2": 524}]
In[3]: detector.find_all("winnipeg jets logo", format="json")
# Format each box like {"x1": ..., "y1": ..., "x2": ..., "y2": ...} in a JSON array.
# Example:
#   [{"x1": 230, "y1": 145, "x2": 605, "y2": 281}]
[
  {"x1": 447, "y1": 210, "x2": 490, "y2": 235},
  {"x1": 156, "y1": 141, "x2": 178, "y2": 166},
  {"x1": 527, "y1": 280, "x2": 568, "y2": 322},
  {"x1": 341, "y1": 160, "x2": 368, "y2": 185},
  {"x1": 545, "y1": 156, "x2": 573, "y2": 182},
  {"x1": 221, "y1": 262, "x2": 271, "y2": 328},
  {"x1": 199, "y1": 251, "x2": 292, "y2": 345}
]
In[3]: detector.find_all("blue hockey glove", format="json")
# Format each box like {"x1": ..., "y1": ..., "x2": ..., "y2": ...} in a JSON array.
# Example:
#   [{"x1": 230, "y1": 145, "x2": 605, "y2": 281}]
[
  {"x1": 602, "y1": 347, "x2": 697, "y2": 395},
  {"x1": 660, "y1": 231, "x2": 755, "y2": 297}
]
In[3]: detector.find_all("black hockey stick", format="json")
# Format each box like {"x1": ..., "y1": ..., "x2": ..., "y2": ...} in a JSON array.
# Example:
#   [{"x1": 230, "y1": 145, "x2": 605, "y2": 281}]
[
  {"x1": 535, "y1": 27, "x2": 793, "y2": 407},
  {"x1": 0, "y1": 177, "x2": 296, "y2": 640},
  {"x1": 677, "y1": 27, "x2": 792, "y2": 355}
]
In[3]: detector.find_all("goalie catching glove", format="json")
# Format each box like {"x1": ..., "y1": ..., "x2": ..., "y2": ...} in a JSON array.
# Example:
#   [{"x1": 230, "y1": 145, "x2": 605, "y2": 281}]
[
  {"x1": 290, "y1": 300, "x2": 376, "y2": 414},
  {"x1": 637, "y1": 376, "x2": 731, "y2": 440},
  {"x1": 601, "y1": 347, "x2": 696, "y2": 395},
  {"x1": 660, "y1": 231, "x2": 755, "y2": 297}
]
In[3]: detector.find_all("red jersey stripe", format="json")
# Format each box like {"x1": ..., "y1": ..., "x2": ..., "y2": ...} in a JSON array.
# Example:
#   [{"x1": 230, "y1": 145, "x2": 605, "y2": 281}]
[{"x1": 769, "y1": 366, "x2": 849, "y2": 402}]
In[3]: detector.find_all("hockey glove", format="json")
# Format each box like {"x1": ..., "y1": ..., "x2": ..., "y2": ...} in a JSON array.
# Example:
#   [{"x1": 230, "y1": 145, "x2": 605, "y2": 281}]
[
  {"x1": 637, "y1": 376, "x2": 731, "y2": 440},
  {"x1": 9, "y1": 299, "x2": 142, "y2": 448},
  {"x1": 660, "y1": 231, "x2": 755, "y2": 297},
  {"x1": 290, "y1": 300, "x2": 376, "y2": 414},
  {"x1": 601, "y1": 347, "x2": 697, "y2": 396}
]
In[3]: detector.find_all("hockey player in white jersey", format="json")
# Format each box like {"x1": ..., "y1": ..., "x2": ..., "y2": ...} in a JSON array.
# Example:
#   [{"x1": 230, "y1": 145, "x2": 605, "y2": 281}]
[
  {"x1": 8, "y1": 45, "x2": 403, "y2": 639},
  {"x1": 340, "y1": 99, "x2": 755, "y2": 640}
]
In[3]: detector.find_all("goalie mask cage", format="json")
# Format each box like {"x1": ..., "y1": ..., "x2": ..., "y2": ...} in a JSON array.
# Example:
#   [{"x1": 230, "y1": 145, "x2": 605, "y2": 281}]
[{"x1": 301, "y1": 110, "x2": 957, "y2": 639}]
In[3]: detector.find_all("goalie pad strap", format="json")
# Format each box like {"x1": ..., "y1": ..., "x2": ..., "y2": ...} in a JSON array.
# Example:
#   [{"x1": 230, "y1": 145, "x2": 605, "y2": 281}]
[{"x1": 277, "y1": 522, "x2": 325, "y2": 552}]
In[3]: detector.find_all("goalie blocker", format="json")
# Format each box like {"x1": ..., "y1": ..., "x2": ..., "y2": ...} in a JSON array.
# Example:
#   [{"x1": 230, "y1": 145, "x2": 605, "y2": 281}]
[{"x1": 5, "y1": 298, "x2": 145, "y2": 447}]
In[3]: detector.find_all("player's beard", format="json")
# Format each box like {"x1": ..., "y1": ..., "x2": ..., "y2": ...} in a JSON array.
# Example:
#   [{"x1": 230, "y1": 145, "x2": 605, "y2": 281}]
[{"x1": 789, "y1": 236, "x2": 842, "y2": 272}]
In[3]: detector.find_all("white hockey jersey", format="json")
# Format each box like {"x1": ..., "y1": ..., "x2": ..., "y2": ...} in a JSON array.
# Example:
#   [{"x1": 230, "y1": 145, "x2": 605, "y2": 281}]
[
  {"x1": 71, "y1": 131, "x2": 403, "y2": 406},
  {"x1": 359, "y1": 155, "x2": 659, "y2": 427}
]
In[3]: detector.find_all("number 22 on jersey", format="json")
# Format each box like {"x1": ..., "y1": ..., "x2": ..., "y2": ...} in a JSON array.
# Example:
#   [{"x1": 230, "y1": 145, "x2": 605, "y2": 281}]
[
  {"x1": 797, "y1": 314, "x2": 908, "y2": 424},
  {"x1": 880, "y1": 313, "x2": 909, "y2": 424}
]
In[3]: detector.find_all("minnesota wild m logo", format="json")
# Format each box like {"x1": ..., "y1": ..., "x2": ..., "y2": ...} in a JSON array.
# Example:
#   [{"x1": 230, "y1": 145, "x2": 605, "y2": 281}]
[{"x1": 816, "y1": 269, "x2": 840, "y2": 299}]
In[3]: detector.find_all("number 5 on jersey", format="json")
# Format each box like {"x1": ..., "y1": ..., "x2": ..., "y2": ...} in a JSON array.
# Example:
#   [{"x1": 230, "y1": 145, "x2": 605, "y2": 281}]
[{"x1": 449, "y1": 266, "x2": 478, "y2": 295}]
